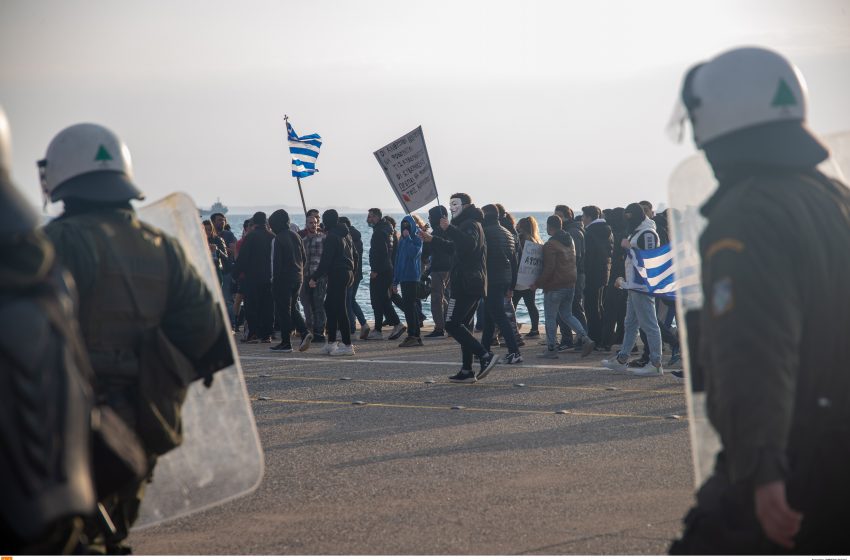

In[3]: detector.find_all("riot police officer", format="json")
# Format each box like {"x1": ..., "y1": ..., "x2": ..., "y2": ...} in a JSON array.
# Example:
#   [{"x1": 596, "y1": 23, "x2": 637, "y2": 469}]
[
  {"x1": 38, "y1": 122, "x2": 232, "y2": 552},
  {"x1": 669, "y1": 47, "x2": 850, "y2": 554}
]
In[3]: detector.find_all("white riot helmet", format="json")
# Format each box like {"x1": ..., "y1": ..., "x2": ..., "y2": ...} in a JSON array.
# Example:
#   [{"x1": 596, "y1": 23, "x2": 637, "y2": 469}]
[
  {"x1": 669, "y1": 46, "x2": 828, "y2": 169},
  {"x1": 38, "y1": 123, "x2": 145, "y2": 203}
]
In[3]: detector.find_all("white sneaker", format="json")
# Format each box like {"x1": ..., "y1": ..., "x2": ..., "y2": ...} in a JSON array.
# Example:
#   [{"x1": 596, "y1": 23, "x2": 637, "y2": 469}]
[
  {"x1": 321, "y1": 342, "x2": 338, "y2": 355},
  {"x1": 366, "y1": 330, "x2": 384, "y2": 340},
  {"x1": 330, "y1": 344, "x2": 355, "y2": 356},
  {"x1": 601, "y1": 355, "x2": 629, "y2": 372},
  {"x1": 629, "y1": 362, "x2": 663, "y2": 377}
]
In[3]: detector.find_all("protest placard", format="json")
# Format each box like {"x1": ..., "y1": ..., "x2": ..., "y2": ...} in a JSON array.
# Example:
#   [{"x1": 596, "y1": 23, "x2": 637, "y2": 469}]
[
  {"x1": 515, "y1": 241, "x2": 543, "y2": 291},
  {"x1": 374, "y1": 126, "x2": 438, "y2": 214}
]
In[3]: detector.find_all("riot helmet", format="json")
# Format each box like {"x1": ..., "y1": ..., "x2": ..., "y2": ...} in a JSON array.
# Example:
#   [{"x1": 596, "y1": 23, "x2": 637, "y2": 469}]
[
  {"x1": 38, "y1": 123, "x2": 145, "y2": 204},
  {"x1": 669, "y1": 47, "x2": 828, "y2": 170}
]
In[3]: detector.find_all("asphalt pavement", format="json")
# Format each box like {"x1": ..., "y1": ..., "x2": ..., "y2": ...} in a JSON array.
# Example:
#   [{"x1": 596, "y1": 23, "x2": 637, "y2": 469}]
[{"x1": 128, "y1": 328, "x2": 695, "y2": 554}]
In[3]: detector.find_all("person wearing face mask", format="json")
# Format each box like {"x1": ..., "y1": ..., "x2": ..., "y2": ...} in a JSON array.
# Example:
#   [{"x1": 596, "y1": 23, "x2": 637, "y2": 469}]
[
  {"x1": 601, "y1": 203, "x2": 664, "y2": 376},
  {"x1": 419, "y1": 193, "x2": 497, "y2": 383},
  {"x1": 392, "y1": 215, "x2": 424, "y2": 347},
  {"x1": 366, "y1": 208, "x2": 403, "y2": 340}
]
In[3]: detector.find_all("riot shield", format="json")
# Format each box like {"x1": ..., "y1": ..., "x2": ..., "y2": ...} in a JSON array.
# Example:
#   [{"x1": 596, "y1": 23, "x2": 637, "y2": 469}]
[
  {"x1": 134, "y1": 193, "x2": 264, "y2": 529},
  {"x1": 669, "y1": 131, "x2": 850, "y2": 488}
]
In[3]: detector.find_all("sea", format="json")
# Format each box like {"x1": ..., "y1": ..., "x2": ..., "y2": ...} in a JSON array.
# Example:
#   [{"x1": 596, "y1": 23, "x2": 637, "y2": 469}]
[{"x1": 207, "y1": 211, "x2": 558, "y2": 325}]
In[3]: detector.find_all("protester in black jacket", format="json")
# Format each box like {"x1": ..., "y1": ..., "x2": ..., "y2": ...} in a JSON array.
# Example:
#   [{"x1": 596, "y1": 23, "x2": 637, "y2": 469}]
[
  {"x1": 339, "y1": 217, "x2": 368, "y2": 337},
  {"x1": 268, "y1": 209, "x2": 310, "y2": 352},
  {"x1": 421, "y1": 193, "x2": 497, "y2": 383},
  {"x1": 480, "y1": 204, "x2": 521, "y2": 362},
  {"x1": 367, "y1": 208, "x2": 401, "y2": 339},
  {"x1": 231, "y1": 211, "x2": 275, "y2": 342},
  {"x1": 582, "y1": 205, "x2": 614, "y2": 344},
  {"x1": 423, "y1": 205, "x2": 453, "y2": 336},
  {"x1": 310, "y1": 209, "x2": 355, "y2": 354},
  {"x1": 601, "y1": 207, "x2": 628, "y2": 350}
]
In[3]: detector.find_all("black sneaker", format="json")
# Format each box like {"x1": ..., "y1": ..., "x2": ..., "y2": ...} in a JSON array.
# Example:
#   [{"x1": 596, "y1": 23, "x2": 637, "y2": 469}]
[
  {"x1": 628, "y1": 357, "x2": 649, "y2": 368},
  {"x1": 556, "y1": 342, "x2": 573, "y2": 352},
  {"x1": 669, "y1": 370, "x2": 685, "y2": 383},
  {"x1": 525, "y1": 330, "x2": 540, "y2": 339},
  {"x1": 476, "y1": 351, "x2": 499, "y2": 381},
  {"x1": 270, "y1": 342, "x2": 293, "y2": 353},
  {"x1": 312, "y1": 333, "x2": 327, "y2": 343},
  {"x1": 503, "y1": 352, "x2": 523, "y2": 364},
  {"x1": 448, "y1": 370, "x2": 477, "y2": 383},
  {"x1": 424, "y1": 330, "x2": 445, "y2": 338},
  {"x1": 260, "y1": 337, "x2": 272, "y2": 344}
]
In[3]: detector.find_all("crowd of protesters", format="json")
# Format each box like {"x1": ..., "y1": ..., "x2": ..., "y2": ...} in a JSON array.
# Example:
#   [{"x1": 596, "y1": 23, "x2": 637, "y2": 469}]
[{"x1": 206, "y1": 196, "x2": 680, "y2": 381}]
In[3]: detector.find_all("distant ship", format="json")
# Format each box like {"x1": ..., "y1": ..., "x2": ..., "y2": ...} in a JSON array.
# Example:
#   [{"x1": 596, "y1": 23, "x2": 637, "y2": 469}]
[{"x1": 199, "y1": 198, "x2": 229, "y2": 215}]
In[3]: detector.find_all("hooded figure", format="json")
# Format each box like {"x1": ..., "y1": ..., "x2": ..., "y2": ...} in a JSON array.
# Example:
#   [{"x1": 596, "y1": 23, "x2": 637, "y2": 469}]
[
  {"x1": 268, "y1": 209, "x2": 309, "y2": 352},
  {"x1": 310, "y1": 209, "x2": 356, "y2": 354},
  {"x1": 393, "y1": 215, "x2": 424, "y2": 346}
]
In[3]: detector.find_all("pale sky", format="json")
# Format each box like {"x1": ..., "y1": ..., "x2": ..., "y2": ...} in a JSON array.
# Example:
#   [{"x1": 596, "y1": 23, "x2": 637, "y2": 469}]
[{"x1": 2, "y1": 0, "x2": 849, "y2": 215}]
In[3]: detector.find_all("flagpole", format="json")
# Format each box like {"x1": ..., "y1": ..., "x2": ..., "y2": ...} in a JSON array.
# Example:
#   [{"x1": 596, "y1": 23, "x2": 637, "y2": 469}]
[{"x1": 296, "y1": 176, "x2": 308, "y2": 220}]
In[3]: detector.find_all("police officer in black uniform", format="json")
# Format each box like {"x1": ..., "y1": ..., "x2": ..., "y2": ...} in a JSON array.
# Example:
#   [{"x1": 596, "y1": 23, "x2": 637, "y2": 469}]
[
  {"x1": 38, "y1": 122, "x2": 232, "y2": 552},
  {"x1": 669, "y1": 47, "x2": 850, "y2": 554}
]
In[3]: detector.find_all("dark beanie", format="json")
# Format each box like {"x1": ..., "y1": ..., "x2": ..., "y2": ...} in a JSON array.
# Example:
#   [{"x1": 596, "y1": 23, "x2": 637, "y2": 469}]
[
  {"x1": 322, "y1": 209, "x2": 339, "y2": 229},
  {"x1": 251, "y1": 211, "x2": 267, "y2": 226},
  {"x1": 268, "y1": 209, "x2": 290, "y2": 234}
]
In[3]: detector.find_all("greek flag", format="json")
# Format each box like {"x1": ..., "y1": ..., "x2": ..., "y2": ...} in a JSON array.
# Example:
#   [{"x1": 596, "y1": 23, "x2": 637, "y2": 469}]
[
  {"x1": 287, "y1": 121, "x2": 322, "y2": 178},
  {"x1": 630, "y1": 244, "x2": 676, "y2": 296}
]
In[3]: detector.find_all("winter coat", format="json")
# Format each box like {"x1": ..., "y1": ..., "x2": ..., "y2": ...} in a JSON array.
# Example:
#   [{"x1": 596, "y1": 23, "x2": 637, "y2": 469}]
[
  {"x1": 393, "y1": 216, "x2": 423, "y2": 285},
  {"x1": 584, "y1": 219, "x2": 614, "y2": 288},
  {"x1": 310, "y1": 223, "x2": 354, "y2": 282},
  {"x1": 423, "y1": 206, "x2": 453, "y2": 273},
  {"x1": 565, "y1": 220, "x2": 585, "y2": 274},
  {"x1": 536, "y1": 229, "x2": 577, "y2": 292},
  {"x1": 431, "y1": 204, "x2": 487, "y2": 297},
  {"x1": 271, "y1": 228, "x2": 306, "y2": 287},
  {"x1": 348, "y1": 225, "x2": 364, "y2": 282},
  {"x1": 369, "y1": 218, "x2": 394, "y2": 274},
  {"x1": 231, "y1": 226, "x2": 275, "y2": 284},
  {"x1": 483, "y1": 213, "x2": 517, "y2": 288}
]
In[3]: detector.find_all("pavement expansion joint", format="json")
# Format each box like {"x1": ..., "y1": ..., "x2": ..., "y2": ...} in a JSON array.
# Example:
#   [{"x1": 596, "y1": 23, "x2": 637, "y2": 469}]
[{"x1": 249, "y1": 395, "x2": 684, "y2": 420}]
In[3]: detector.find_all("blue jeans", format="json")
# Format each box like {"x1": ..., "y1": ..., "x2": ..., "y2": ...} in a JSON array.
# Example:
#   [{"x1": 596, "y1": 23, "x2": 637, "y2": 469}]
[
  {"x1": 618, "y1": 290, "x2": 662, "y2": 366},
  {"x1": 544, "y1": 288, "x2": 587, "y2": 349},
  {"x1": 347, "y1": 279, "x2": 366, "y2": 331}
]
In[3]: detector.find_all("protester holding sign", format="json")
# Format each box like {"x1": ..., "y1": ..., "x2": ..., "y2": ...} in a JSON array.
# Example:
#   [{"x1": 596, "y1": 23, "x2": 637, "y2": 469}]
[{"x1": 513, "y1": 216, "x2": 543, "y2": 338}]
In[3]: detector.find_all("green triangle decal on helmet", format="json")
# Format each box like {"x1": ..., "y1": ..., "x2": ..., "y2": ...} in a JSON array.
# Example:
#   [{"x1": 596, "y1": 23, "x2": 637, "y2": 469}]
[
  {"x1": 771, "y1": 79, "x2": 797, "y2": 108},
  {"x1": 95, "y1": 144, "x2": 113, "y2": 162}
]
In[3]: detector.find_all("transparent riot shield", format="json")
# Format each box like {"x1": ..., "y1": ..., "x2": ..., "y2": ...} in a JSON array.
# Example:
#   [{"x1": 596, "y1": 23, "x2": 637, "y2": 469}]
[
  {"x1": 667, "y1": 153, "x2": 720, "y2": 488},
  {"x1": 135, "y1": 193, "x2": 264, "y2": 529},
  {"x1": 669, "y1": 131, "x2": 850, "y2": 488}
]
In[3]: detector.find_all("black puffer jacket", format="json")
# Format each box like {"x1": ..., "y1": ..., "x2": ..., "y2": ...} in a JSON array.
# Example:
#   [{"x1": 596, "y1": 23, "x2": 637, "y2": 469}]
[
  {"x1": 483, "y1": 213, "x2": 517, "y2": 288},
  {"x1": 423, "y1": 205, "x2": 453, "y2": 273},
  {"x1": 565, "y1": 220, "x2": 585, "y2": 274},
  {"x1": 311, "y1": 223, "x2": 354, "y2": 282},
  {"x1": 369, "y1": 218, "x2": 394, "y2": 274},
  {"x1": 432, "y1": 205, "x2": 487, "y2": 297},
  {"x1": 269, "y1": 210, "x2": 306, "y2": 286},
  {"x1": 584, "y1": 220, "x2": 613, "y2": 288}
]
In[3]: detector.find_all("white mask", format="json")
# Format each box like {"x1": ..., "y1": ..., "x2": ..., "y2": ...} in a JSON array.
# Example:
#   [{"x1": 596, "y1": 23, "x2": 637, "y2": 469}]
[{"x1": 450, "y1": 198, "x2": 463, "y2": 218}]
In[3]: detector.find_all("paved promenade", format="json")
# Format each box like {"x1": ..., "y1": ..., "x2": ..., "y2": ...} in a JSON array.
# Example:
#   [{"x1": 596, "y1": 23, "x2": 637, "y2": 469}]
[{"x1": 129, "y1": 330, "x2": 694, "y2": 554}]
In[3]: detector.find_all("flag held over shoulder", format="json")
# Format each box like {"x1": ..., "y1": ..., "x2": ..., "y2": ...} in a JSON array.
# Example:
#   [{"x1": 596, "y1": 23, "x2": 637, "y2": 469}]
[
  {"x1": 287, "y1": 121, "x2": 322, "y2": 178},
  {"x1": 374, "y1": 126, "x2": 438, "y2": 214}
]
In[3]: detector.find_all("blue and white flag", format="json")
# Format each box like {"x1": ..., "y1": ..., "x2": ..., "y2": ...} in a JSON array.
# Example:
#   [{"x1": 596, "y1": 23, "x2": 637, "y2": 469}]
[
  {"x1": 629, "y1": 244, "x2": 676, "y2": 296},
  {"x1": 286, "y1": 121, "x2": 322, "y2": 178}
]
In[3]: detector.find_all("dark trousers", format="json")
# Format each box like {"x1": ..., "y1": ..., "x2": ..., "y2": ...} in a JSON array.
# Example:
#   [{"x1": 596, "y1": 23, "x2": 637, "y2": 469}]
[
  {"x1": 601, "y1": 284, "x2": 627, "y2": 348},
  {"x1": 274, "y1": 280, "x2": 308, "y2": 345},
  {"x1": 445, "y1": 291, "x2": 487, "y2": 370},
  {"x1": 512, "y1": 289, "x2": 539, "y2": 332},
  {"x1": 585, "y1": 280, "x2": 605, "y2": 342},
  {"x1": 400, "y1": 281, "x2": 421, "y2": 337},
  {"x1": 482, "y1": 283, "x2": 519, "y2": 353},
  {"x1": 369, "y1": 270, "x2": 399, "y2": 331},
  {"x1": 324, "y1": 270, "x2": 353, "y2": 345},
  {"x1": 245, "y1": 280, "x2": 274, "y2": 338}
]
